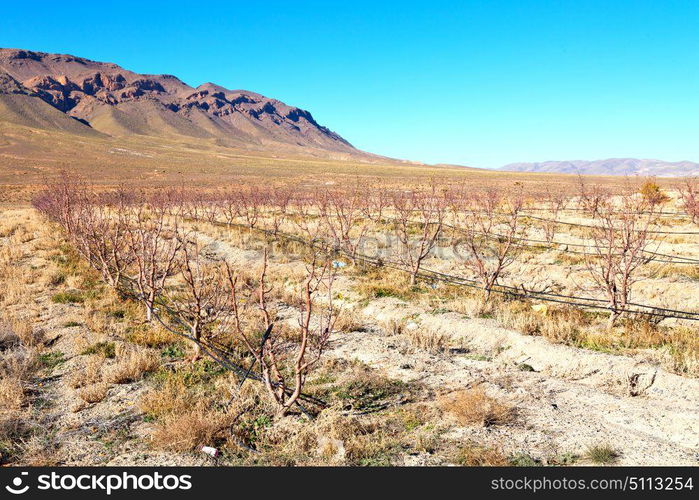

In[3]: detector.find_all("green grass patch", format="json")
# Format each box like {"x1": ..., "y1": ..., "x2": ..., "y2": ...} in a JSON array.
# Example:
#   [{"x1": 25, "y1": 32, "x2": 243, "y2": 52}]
[
  {"x1": 160, "y1": 344, "x2": 186, "y2": 360},
  {"x1": 51, "y1": 291, "x2": 84, "y2": 304},
  {"x1": 150, "y1": 359, "x2": 227, "y2": 388},
  {"x1": 509, "y1": 453, "x2": 541, "y2": 466},
  {"x1": 81, "y1": 342, "x2": 116, "y2": 359},
  {"x1": 585, "y1": 444, "x2": 619, "y2": 465},
  {"x1": 39, "y1": 351, "x2": 65, "y2": 370}
]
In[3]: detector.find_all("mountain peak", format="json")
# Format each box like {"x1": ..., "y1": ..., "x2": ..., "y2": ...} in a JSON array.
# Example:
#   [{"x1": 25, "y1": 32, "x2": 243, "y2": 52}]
[
  {"x1": 499, "y1": 158, "x2": 699, "y2": 177},
  {"x1": 0, "y1": 48, "x2": 359, "y2": 158}
]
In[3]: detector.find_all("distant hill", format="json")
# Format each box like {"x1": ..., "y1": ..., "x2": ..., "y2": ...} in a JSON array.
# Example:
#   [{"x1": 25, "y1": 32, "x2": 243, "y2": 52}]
[
  {"x1": 499, "y1": 158, "x2": 699, "y2": 177},
  {"x1": 0, "y1": 48, "x2": 367, "y2": 160}
]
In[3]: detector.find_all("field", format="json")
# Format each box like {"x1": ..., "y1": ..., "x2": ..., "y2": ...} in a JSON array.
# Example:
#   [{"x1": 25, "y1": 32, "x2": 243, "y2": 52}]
[
  {"x1": 0, "y1": 121, "x2": 678, "y2": 204},
  {"x1": 1, "y1": 169, "x2": 698, "y2": 466}
]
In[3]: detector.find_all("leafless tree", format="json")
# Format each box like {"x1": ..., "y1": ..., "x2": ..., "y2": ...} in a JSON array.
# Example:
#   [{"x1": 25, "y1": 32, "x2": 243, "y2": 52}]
[
  {"x1": 678, "y1": 177, "x2": 699, "y2": 224},
  {"x1": 582, "y1": 189, "x2": 659, "y2": 328},
  {"x1": 541, "y1": 188, "x2": 569, "y2": 243},
  {"x1": 166, "y1": 238, "x2": 232, "y2": 360},
  {"x1": 393, "y1": 188, "x2": 446, "y2": 285},
  {"x1": 291, "y1": 191, "x2": 328, "y2": 245},
  {"x1": 318, "y1": 189, "x2": 370, "y2": 264},
  {"x1": 227, "y1": 250, "x2": 335, "y2": 415},
  {"x1": 237, "y1": 188, "x2": 263, "y2": 229},
  {"x1": 266, "y1": 187, "x2": 292, "y2": 236},
  {"x1": 456, "y1": 189, "x2": 526, "y2": 299},
  {"x1": 362, "y1": 187, "x2": 390, "y2": 223},
  {"x1": 72, "y1": 196, "x2": 133, "y2": 288},
  {"x1": 577, "y1": 175, "x2": 607, "y2": 219},
  {"x1": 126, "y1": 203, "x2": 184, "y2": 321}
]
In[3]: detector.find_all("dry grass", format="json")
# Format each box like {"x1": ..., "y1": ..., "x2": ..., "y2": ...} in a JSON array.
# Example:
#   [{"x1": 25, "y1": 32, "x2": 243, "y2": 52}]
[
  {"x1": 495, "y1": 298, "x2": 699, "y2": 375},
  {"x1": 0, "y1": 415, "x2": 33, "y2": 464},
  {"x1": 648, "y1": 263, "x2": 699, "y2": 281},
  {"x1": 438, "y1": 386, "x2": 515, "y2": 427},
  {"x1": 0, "y1": 317, "x2": 41, "y2": 348},
  {"x1": 405, "y1": 325, "x2": 450, "y2": 353},
  {"x1": 140, "y1": 375, "x2": 231, "y2": 452},
  {"x1": 77, "y1": 383, "x2": 109, "y2": 404},
  {"x1": 496, "y1": 300, "x2": 588, "y2": 343},
  {"x1": 0, "y1": 378, "x2": 26, "y2": 410},
  {"x1": 139, "y1": 378, "x2": 193, "y2": 417},
  {"x1": 585, "y1": 443, "x2": 620, "y2": 464},
  {"x1": 0, "y1": 348, "x2": 39, "y2": 386},
  {"x1": 333, "y1": 309, "x2": 366, "y2": 333},
  {"x1": 259, "y1": 409, "x2": 404, "y2": 466},
  {"x1": 354, "y1": 267, "x2": 417, "y2": 301},
  {"x1": 665, "y1": 327, "x2": 699, "y2": 376},
  {"x1": 67, "y1": 356, "x2": 105, "y2": 389},
  {"x1": 454, "y1": 441, "x2": 509, "y2": 466},
  {"x1": 103, "y1": 347, "x2": 159, "y2": 384},
  {"x1": 149, "y1": 406, "x2": 228, "y2": 452}
]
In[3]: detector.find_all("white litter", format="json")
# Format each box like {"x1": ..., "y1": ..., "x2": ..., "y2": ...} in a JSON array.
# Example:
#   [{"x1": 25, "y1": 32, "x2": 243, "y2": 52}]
[{"x1": 201, "y1": 446, "x2": 219, "y2": 458}]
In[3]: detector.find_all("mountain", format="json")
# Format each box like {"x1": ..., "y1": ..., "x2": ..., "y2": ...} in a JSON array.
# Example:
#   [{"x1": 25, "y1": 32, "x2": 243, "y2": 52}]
[
  {"x1": 0, "y1": 48, "x2": 361, "y2": 159},
  {"x1": 499, "y1": 158, "x2": 699, "y2": 177}
]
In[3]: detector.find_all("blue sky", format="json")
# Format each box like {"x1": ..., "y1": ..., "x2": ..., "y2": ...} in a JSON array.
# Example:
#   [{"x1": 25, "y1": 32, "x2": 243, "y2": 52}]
[{"x1": 2, "y1": 1, "x2": 698, "y2": 168}]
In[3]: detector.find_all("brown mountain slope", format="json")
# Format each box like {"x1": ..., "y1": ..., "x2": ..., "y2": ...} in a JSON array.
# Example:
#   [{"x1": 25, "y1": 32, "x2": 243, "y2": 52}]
[
  {"x1": 0, "y1": 48, "x2": 360, "y2": 158},
  {"x1": 0, "y1": 71, "x2": 101, "y2": 135}
]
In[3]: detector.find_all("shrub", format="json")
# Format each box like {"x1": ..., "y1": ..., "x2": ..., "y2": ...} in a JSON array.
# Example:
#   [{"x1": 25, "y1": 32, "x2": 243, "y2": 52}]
[
  {"x1": 585, "y1": 444, "x2": 620, "y2": 464},
  {"x1": 455, "y1": 442, "x2": 508, "y2": 466},
  {"x1": 77, "y1": 383, "x2": 109, "y2": 404},
  {"x1": 639, "y1": 180, "x2": 669, "y2": 206},
  {"x1": 439, "y1": 386, "x2": 515, "y2": 427}
]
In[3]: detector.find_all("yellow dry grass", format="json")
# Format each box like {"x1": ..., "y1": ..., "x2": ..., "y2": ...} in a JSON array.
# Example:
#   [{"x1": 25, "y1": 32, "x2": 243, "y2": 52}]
[
  {"x1": 438, "y1": 386, "x2": 515, "y2": 427},
  {"x1": 77, "y1": 383, "x2": 109, "y2": 404},
  {"x1": 103, "y1": 347, "x2": 159, "y2": 384}
]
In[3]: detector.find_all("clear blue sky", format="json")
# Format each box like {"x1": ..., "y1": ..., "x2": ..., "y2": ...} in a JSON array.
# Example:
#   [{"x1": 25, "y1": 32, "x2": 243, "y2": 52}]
[{"x1": 2, "y1": 1, "x2": 698, "y2": 168}]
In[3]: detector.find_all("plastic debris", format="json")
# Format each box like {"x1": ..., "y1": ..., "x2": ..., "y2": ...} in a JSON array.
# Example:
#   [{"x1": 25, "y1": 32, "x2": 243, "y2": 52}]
[{"x1": 201, "y1": 446, "x2": 219, "y2": 458}]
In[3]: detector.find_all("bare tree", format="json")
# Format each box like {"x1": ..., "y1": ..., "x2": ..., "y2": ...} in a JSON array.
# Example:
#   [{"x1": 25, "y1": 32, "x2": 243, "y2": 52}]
[
  {"x1": 72, "y1": 196, "x2": 133, "y2": 288},
  {"x1": 266, "y1": 187, "x2": 291, "y2": 236},
  {"x1": 541, "y1": 188, "x2": 569, "y2": 243},
  {"x1": 362, "y1": 187, "x2": 390, "y2": 223},
  {"x1": 577, "y1": 175, "x2": 607, "y2": 219},
  {"x1": 237, "y1": 188, "x2": 263, "y2": 229},
  {"x1": 393, "y1": 188, "x2": 445, "y2": 285},
  {"x1": 318, "y1": 189, "x2": 370, "y2": 264},
  {"x1": 126, "y1": 203, "x2": 183, "y2": 321},
  {"x1": 456, "y1": 189, "x2": 526, "y2": 299},
  {"x1": 582, "y1": 189, "x2": 659, "y2": 328},
  {"x1": 166, "y1": 238, "x2": 232, "y2": 360},
  {"x1": 291, "y1": 191, "x2": 328, "y2": 245},
  {"x1": 678, "y1": 177, "x2": 699, "y2": 223},
  {"x1": 227, "y1": 251, "x2": 335, "y2": 415}
]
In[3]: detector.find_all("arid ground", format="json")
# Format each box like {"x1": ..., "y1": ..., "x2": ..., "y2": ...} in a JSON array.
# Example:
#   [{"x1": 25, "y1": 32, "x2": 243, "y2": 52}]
[{"x1": 1, "y1": 169, "x2": 697, "y2": 467}]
